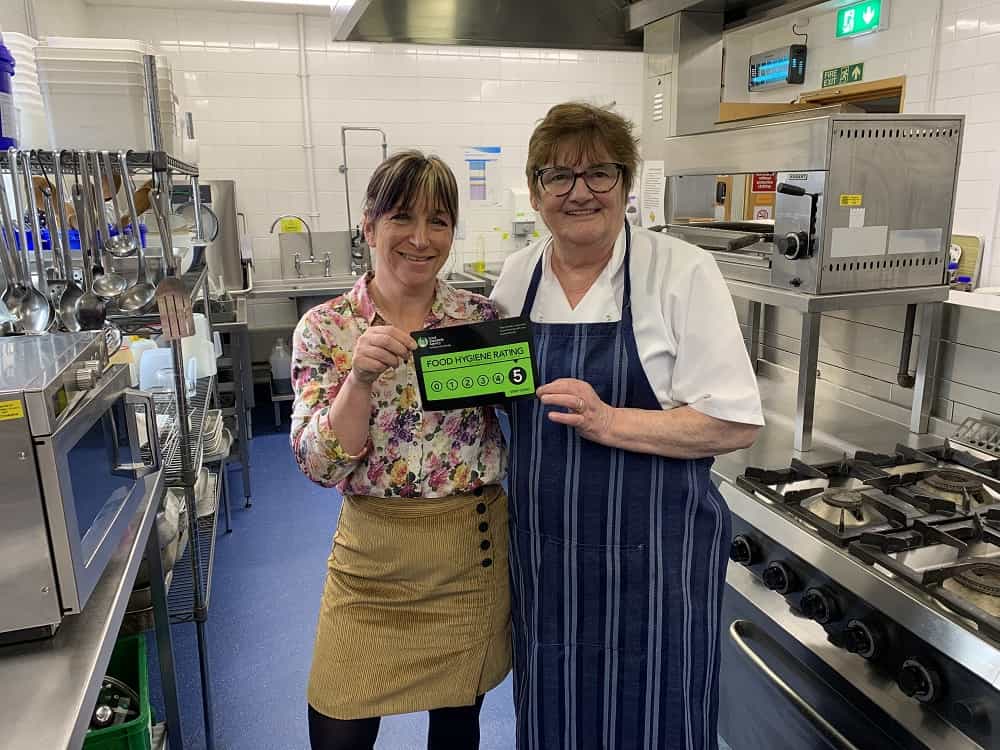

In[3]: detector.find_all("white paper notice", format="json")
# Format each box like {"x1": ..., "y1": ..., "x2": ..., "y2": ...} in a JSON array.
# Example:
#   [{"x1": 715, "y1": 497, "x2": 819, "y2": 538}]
[
  {"x1": 640, "y1": 161, "x2": 666, "y2": 228},
  {"x1": 849, "y1": 208, "x2": 866, "y2": 228}
]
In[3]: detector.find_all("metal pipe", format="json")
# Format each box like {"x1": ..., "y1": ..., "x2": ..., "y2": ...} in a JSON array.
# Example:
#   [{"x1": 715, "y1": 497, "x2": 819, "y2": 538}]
[
  {"x1": 897, "y1": 304, "x2": 917, "y2": 388},
  {"x1": 143, "y1": 55, "x2": 163, "y2": 153},
  {"x1": 340, "y1": 126, "x2": 388, "y2": 235},
  {"x1": 297, "y1": 14, "x2": 321, "y2": 231}
]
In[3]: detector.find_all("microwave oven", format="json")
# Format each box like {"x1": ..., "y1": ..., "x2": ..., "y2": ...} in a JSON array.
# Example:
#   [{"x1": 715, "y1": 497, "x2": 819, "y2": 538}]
[{"x1": 0, "y1": 332, "x2": 162, "y2": 642}]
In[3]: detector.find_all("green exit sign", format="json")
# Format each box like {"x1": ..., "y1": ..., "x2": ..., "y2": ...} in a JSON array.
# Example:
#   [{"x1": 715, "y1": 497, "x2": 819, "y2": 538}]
[{"x1": 836, "y1": 0, "x2": 888, "y2": 38}]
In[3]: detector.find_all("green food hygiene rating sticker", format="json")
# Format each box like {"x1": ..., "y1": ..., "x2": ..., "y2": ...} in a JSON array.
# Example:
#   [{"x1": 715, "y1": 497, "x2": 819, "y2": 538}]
[{"x1": 412, "y1": 316, "x2": 537, "y2": 411}]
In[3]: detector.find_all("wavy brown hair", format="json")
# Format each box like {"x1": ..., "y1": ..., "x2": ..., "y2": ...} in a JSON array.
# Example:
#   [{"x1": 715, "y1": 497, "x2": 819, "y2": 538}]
[{"x1": 526, "y1": 102, "x2": 639, "y2": 198}]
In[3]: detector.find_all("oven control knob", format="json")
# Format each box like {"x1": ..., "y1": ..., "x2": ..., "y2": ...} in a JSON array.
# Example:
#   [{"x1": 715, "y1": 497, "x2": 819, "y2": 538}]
[
  {"x1": 729, "y1": 535, "x2": 758, "y2": 565},
  {"x1": 777, "y1": 231, "x2": 810, "y2": 260},
  {"x1": 800, "y1": 587, "x2": 840, "y2": 624},
  {"x1": 952, "y1": 700, "x2": 989, "y2": 733},
  {"x1": 762, "y1": 561, "x2": 798, "y2": 594},
  {"x1": 843, "y1": 619, "x2": 881, "y2": 660},
  {"x1": 899, "y1": 659, "x2": 942, "y2": 704}
]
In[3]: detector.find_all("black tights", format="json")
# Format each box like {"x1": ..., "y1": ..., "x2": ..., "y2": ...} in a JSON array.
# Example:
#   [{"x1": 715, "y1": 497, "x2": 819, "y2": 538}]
[{"x1": 308, "y1": 694, "x2": 486, "y2": 750}]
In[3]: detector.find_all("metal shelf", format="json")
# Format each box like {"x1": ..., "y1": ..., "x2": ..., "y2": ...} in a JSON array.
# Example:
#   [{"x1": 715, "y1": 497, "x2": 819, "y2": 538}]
[
  {"x1": 0, "y1": 148, "x2": 198, "y2": 177},
  {"x1": 168, "y1": 468, "x2": 221, "y2": 623},
  {"x1": 154, "y1": 376, "x2": 215, "y2": 487}
]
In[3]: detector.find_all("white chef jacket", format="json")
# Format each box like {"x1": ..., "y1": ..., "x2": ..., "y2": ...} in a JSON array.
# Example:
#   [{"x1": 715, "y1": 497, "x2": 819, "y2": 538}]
[{"x1": 491, "y1": 224, "x2": 765, "y2": 426}]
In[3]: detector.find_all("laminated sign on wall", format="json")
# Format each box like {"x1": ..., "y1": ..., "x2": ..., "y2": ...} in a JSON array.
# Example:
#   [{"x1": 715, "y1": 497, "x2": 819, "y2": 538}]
[{"x1": 465, "y1": 146, "x2": 501, "y2": 205}]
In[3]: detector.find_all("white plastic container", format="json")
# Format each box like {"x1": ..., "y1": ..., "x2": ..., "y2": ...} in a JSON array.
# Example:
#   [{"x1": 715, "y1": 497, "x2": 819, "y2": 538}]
[
  {"x1": 42, "y1": 81, "x2": 150, "y2": 149},
  {"x1": 269, "y1": 338, "x2": 292, "y2": 388}
]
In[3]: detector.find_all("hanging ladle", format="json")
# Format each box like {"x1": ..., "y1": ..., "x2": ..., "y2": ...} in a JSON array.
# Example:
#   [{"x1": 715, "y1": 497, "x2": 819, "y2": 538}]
[
  {"x1": 7, "y1": 148, "x2": 51, "y2": 334},
  {"x1": 73, "y1": 154, "x2": 108, "y2": 331},
  {"x1": 0, "y1": 159, "x2": 31, "y2": 329},
  {"x1": 116, "y1": 152, "x2": 156, "y2": 314},
  {"x1": 101, "y1": 150, "x2": 134, "y2": 258},
  {"x1": 86, "y1": 152, "x2": 127, "y2": 299},
  {"x1": 47, "y1": 151, "x2": 84, "y2": 331}
]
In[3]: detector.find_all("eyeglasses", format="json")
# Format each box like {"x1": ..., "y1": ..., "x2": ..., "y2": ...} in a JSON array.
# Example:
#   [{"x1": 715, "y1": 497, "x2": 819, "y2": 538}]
[{"x1": 533, "y1": 163, "x2": 625, "y2": 197}]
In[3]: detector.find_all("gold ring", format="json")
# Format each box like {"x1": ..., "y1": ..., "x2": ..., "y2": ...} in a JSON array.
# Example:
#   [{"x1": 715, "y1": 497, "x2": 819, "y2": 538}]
[{"x1": 577, "y1": 397, "x2": 584, "y2": 413}]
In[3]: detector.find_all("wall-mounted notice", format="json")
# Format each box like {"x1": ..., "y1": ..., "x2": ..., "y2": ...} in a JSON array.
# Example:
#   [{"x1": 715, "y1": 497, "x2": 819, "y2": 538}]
[
  {"x1": 640, "y1": 160, "x2": 666, "y2": 227},
  {"x1": 465, "y1": 146, "x2": 502, "y2": 205}
]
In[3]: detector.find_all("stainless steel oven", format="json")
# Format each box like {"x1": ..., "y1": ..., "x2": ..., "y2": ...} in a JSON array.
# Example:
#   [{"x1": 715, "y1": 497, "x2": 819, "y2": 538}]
[{"x1": 0, "y1": 332, "x2": 161, "y2": 642}]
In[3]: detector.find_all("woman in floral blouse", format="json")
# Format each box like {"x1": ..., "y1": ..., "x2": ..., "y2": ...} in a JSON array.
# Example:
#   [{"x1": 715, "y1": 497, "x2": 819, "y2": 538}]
[{"x1": 291, "y1": 150, "x2": 510, "y2": 750}]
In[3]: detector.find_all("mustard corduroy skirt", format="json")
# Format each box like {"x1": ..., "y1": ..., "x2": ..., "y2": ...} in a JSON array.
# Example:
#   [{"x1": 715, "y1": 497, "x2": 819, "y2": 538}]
[{"x1": 307, "y1": 485, "x2": 511, "y2": 720}]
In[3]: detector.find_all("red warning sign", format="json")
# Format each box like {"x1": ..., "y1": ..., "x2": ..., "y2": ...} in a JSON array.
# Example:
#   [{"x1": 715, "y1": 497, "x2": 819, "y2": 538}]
[{"x1": 751, "y1": 173, "x2": 777, "y2": 193}]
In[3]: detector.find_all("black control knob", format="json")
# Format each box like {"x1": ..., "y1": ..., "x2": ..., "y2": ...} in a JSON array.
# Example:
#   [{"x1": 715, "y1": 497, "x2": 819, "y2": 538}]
[
  {"x1": 799, "y1": 587, "x2": 840, "y2": 624},
  {"x1": 842, "y1": 619, "x2": 881, "y2": 660},
  {"x1": 777, "y1": 231, "x2": 810, "y2": 260},
  {"x1": 729, "y1": 535, "x2": 758, "y2": 565},
  {"x1": 762, "y1": 561, "x2": 799, "y2": 594},
  {"x1": 952, "y1": 701, "x2": 990, "y2": 733},
  {"x1": 898, "y1": 659, "x2": 942, "y2": 704}
]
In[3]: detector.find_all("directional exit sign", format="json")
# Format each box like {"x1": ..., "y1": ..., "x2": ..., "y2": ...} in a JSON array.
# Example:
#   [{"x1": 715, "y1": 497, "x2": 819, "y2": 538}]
[
  {"x1": 822, "y1": 62, "x2": 864, "y2": 88},
  {"x1": 836, "y1": 0, "x2": 888, "y2": 38}
]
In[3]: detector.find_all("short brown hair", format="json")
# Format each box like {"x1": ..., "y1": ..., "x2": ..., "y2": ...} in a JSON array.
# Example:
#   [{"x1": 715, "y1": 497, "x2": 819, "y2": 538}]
[
  {"x1": 363, "y1": 150, "x2": 459, "y2": 227},
  {"x1": 526, "y1": 102, "x2": 639, "y2": 198}
]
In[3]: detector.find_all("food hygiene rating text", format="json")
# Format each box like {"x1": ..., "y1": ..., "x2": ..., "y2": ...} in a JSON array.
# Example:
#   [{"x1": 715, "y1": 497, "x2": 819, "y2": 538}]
[{"x1": 423, "y1": 345, "x2": 529, "y2": 369}]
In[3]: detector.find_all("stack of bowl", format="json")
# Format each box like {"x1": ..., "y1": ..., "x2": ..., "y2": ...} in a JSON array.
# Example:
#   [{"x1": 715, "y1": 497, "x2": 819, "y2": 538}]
[
  {"x1": 3, "y1": 31, "x2": 50, "y2": 148},
  {"x1": 37, "y1": 37, "x2": 177, "y2": 151}
]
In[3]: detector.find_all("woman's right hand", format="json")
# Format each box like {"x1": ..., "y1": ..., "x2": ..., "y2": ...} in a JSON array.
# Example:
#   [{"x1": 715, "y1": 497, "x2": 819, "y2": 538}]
[{"x1": 351, "y1": 325, "x2": 417, "y2": 385}]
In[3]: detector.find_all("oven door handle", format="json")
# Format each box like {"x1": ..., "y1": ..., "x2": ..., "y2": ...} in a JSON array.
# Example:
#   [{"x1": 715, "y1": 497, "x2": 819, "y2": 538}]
[
  {"x1": 729, "y1": 620, "x2": 860, "y2": 750},
  {"x1": 110, "y1": 389, "x2": 162, "y2": 478}
]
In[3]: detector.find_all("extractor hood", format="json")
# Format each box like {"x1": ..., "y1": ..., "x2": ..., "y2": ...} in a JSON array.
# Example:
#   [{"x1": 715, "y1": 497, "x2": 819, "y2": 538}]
[
  {"x1": 330, "y1": 0, "x2": 826, "y2": 49},
  {"x1": 331, "y1": 0, "x2": 644, "y2": 51}
]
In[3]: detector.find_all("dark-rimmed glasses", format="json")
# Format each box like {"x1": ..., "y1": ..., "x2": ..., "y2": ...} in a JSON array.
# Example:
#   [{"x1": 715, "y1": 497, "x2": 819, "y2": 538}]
[{"x1": 533, "y1": 163, "x2": 625, "y2": 197}]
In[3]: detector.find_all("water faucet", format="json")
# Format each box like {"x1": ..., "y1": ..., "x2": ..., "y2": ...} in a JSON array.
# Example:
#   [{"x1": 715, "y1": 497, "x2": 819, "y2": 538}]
[{"x1": 270, "y1": 214, "x2": 331, "y2": 278}]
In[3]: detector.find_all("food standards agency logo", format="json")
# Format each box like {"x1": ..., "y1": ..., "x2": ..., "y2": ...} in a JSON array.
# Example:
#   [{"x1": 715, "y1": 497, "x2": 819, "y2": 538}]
[{"x1": 417, "y1": 336, "x2": 429, "y2": 348}]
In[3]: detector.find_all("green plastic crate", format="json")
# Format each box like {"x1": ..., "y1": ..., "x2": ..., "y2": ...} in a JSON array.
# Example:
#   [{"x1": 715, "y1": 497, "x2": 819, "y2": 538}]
[{"x1": 84, "y1": 635, "x2": 152, "y2": 750}]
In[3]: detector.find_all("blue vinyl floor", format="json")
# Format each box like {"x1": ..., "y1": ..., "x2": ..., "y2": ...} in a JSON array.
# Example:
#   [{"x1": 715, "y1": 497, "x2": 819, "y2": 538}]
[{"x1": 148, "y1": 408, "x2": 732, "y2": 749}]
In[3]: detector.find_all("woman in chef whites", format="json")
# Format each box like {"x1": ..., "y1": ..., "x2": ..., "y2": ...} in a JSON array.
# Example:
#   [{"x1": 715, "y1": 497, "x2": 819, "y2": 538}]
[
  {"x1": 291, "y1": 150, "x2": 510, "y2": 750},
  {"x1": 491, "y1": 102, "x2": 764, "y2": 749}
]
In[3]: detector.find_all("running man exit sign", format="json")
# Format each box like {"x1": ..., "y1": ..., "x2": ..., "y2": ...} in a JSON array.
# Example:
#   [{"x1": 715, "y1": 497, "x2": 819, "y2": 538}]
[{"x1": 836, "y1": 0, "x2": 889, "y2": 38}]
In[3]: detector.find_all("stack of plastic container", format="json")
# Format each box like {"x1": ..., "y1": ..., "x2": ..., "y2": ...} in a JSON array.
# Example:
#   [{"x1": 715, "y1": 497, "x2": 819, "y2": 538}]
[
  {"x1": 2, "y1": 31, "x2": 50, "y2": 148},
  {"x1": 37, "y1": 37, "x2": 177, "y2": 152}
]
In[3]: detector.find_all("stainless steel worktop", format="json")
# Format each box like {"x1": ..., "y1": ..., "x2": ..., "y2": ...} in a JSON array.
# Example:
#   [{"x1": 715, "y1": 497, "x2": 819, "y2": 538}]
[
  {"x1": 0, "y1": 468, "x2": 164, "y2": 750},
  {"x1": 248, "y1": 270, "x2": 489, "y2": 301}
]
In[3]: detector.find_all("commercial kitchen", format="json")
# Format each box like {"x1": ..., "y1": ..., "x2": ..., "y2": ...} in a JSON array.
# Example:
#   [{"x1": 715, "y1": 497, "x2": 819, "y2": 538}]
[{"x1": 2, "y1": 0, "x2": 1000, "y2": 748}]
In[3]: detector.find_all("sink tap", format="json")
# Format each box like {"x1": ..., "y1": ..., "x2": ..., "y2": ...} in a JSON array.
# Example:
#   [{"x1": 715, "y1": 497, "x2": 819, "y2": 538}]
[
  {"x1": 350, "y1": 226, "x2": 370, "y2": 277},
  {"x1": 270, "y1": 214, "x2": 331, "y2": 278}
]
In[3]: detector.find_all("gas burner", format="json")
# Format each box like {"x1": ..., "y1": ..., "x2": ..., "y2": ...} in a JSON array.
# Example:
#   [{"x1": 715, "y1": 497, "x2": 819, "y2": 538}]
[
  {"x1": 800, "y1": 489, "x2": 886, "y2": 529},
  {"x1": 914, "y1": 469, "x2": 987, "y2": 509},
  {"x1": 954, "y1": 564, "x2": 1000, "y2": 597}
]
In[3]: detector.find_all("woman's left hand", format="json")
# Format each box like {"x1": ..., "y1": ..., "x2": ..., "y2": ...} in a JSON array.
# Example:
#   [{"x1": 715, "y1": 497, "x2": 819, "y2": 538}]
[{"x1": 537, "y1": 378, "x2": 616, "y2": 445}]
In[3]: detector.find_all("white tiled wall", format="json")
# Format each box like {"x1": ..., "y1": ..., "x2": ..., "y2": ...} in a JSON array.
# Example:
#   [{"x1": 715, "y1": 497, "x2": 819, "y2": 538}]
[
  {"x1": 87, "y1": 6, "x2": 644, "y2": 283},
  {"x1": 723, "y1": 0, "x2": 1000, "y2": 286},
  {"x1": 0, "y1": 0, "x2": 91, "y2": 37}
]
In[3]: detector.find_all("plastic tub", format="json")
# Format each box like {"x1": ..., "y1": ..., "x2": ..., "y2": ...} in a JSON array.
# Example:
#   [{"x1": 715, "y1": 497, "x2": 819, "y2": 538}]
[
  {"x1": 43, "y1": 82, "x2": 150, "y2": 150},
  {"x1": 46, "y1": 36, "x2": 155, "y2": 52},
  {"x1": 83, "y1": 635, "x2": 152, "y2": 750}
]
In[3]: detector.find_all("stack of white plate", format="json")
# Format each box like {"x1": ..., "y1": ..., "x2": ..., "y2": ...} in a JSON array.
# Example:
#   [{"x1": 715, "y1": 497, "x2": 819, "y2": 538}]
[
  {"x1": 36, "y1": 37, "x2": 178, "y2": 152},
  {"x1": 3, "y1": 32, "x2": 50, "y2": 148}
]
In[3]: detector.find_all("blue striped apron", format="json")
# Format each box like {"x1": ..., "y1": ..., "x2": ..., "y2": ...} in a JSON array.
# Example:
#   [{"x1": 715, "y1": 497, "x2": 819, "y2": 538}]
[{"x1": 508, "y1": 222, "x2": 731, "y2": 749}]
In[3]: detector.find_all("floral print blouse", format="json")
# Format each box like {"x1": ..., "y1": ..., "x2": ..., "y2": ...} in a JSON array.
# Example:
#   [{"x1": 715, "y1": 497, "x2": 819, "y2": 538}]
[{"x1": 290, "y1": 273, "x2": 507, "y2": 498}]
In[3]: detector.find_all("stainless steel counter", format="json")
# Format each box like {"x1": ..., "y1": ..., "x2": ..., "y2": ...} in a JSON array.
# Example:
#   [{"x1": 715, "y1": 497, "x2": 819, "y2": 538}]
[
  {"x1": 0, "y1": 468, "x2": 167, "y2": 750},
  {"x1": 712, "y1": 374, "x2": 949, "y2": 487}
]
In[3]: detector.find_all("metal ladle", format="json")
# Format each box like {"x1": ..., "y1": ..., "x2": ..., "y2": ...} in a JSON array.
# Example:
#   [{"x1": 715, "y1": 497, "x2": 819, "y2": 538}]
[
  {"x1": 21, "y1": 151, "x2": 56, "y2": 330},
  {"x1": 0, "y1": 163, "x2": 31, "y2": 328},
  {"x1": 7, "y1": 148, "x2": 51, "y2": 333},
  {"x1": 72, "y1": 157, "x2": 107, "y2": 331},
  {"x1": 116, "y1": 152, "x2": 156, "y2": 313},
  {"x1": 101, "y1": 150, "x2": 133, "y2": 258},
  {"x1": 49, "y1": 151, "x2": 83, "y2": 331},
  {"x1": 86, "y1": 152, "x2": 127, "y2": 299}
]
